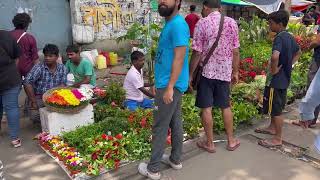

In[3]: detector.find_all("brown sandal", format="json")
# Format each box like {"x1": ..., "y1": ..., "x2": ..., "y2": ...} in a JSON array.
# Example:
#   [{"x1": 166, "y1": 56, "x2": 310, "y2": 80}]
[
  {"x1": 227, "y1": 140, "x2": 240, "y2": 151},
  {"x1": 196, "y1": 141, "x2": 216, "y2": 153}
]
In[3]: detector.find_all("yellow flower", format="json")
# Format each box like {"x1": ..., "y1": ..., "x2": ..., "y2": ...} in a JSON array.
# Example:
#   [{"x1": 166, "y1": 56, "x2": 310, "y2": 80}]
[{"x1": 54, "y1": 89, "x2": 80, "y2": 106}]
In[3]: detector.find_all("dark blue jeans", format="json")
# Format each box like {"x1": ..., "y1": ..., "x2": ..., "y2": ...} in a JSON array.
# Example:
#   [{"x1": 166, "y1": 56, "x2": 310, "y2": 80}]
[{"x1": 0, "y1": 85, "x2": 21, "y2": 140}]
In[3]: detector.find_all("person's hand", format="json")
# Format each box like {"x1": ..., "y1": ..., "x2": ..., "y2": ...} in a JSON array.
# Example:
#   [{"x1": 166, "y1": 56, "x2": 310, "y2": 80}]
[
  {"x1": 30, "y1": 101, "x2": 39, "y2": 110},
  {"x1": 163, "y1": 87, "x2": 174, "y2": 104},
  {"x1": 231, "y1": 71, "x2": 239, "y2": 84}
]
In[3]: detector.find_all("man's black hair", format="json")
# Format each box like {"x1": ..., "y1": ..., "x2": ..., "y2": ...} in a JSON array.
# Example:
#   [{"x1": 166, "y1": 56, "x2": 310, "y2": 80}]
[
  {"x1": 131, "y1": 51, "x2": 144, "y2": 63},
  {"x1": 203, "y1": 0, "x2": 221, "y2": 9},
  {"x1": 268, "y1": 10, "x2": 289, "y2": 27},
  {"x1": 12, "y1": 13, "x2": 32, "y2": 30},
  {"x1": 43, "y1": 44, "x2": 59, "y2": 56},
  {"x1": 66, "y1": 44, "x2": 81, "y2": 53},
  {"x1": 190, "y1": 5, "x2": 196, "y2": 12}
]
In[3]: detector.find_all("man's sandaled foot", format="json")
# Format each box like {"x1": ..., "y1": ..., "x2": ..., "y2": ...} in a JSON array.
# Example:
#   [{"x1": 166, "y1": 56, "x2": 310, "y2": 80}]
[
  {"x1": 292, "y1": 120, "x2": 314, "y2": 129},
  {"x1": 196, "y1": 141, "x2": 216, "y2": 153},
  {"x1": 227, "y1": 139, "x2": 240, "y2": 151},
  {"x1": 258, "y1": 139, "x2": 282, "y2": 148},
  {"x1": 254, "y1": 128, "x2": 276, "y2": 135}
]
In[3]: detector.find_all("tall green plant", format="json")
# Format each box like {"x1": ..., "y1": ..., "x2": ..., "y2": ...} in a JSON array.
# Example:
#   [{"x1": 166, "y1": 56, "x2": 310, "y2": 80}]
[
  {"x1": 239, "y1": 16, "x2": 268, "y2": 44},
  {"x1": 117, "y1": 23, "x2": 161, "y2": 83}
]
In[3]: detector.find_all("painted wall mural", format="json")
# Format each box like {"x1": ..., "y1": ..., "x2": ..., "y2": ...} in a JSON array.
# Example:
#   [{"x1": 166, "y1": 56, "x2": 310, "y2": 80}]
[{"x1": 74, "y1": 0, "x2": 152, "y2": 39}]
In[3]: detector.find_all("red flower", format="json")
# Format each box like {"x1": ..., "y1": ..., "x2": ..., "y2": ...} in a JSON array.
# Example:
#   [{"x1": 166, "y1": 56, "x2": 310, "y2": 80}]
[
  {"x1": 91, "y1": 152, "x2": 98, "y2": 160},
  {"x1": 261, "y1": 71, "x2": 266, "y2": 75},
  {"x1": 115, "y1": 134, "x2": 123, "y2": 140},
  {"x1": 245, "y1": 58, "x2": 254, "y2": 64},
  {"x1": 113, "y1": 142, "x2": 120, "y2": 147},
  {"x1": 128, "y1": 114, "x2": 135, "y2": 123},
  {"x1": 248, "y1": 71, "x2": 257, "y2": 78},
  {"x1": 108, "y1": 136, "x2": 114, "y2": 141},
  {"x1": 101, "y1": 134, "x2": 107, "y2": 140},
  {"x1": 140, "y1": 118, "x2": 147, "y2": 128}
]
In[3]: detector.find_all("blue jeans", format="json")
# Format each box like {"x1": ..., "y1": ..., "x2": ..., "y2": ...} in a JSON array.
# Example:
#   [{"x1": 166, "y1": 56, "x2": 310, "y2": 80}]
[
  {"x1": 124, "y1": 99, "x2": 154, "y2": 111},
  {"x1": 0, "y1": 85, "x2": 21, "y2": 140}
]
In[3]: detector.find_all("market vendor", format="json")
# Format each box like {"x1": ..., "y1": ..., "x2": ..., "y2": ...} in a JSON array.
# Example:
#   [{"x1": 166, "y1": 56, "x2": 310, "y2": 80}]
[
  {"x1": 123, "y1": 51, "x2": 155, "y2": 111},
  {"x1": 24, "y1": 44, "x2": 67, "y2": 123},
  {"x1": 65, "y1": 45, "x2": 96, "y2": 89}
]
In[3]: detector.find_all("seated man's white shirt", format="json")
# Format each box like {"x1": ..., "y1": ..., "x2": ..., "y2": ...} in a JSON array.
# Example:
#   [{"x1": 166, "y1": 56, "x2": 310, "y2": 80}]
[{"x1": 123, "y1": 66, "x2": 144, "y2": 102}]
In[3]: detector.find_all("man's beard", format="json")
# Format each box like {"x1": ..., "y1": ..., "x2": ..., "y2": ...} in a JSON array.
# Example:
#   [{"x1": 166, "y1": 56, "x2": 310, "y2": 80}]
[{"x1": 158, "y1": 4, "x2": 175, "y2": 17}]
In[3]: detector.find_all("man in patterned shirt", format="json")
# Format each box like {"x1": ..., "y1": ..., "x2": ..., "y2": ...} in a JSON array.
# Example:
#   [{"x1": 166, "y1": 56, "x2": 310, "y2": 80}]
[
  {"x1": 189, "y1": 0, "x2": 240, "y2": 153},
  {"x1": 24, "y1": 44, "x2": 67, "y2": 123}
]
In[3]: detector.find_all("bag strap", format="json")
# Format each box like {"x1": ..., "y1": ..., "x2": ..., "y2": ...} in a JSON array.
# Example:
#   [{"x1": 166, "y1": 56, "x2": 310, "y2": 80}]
[
  {"x1": 201, "y1": 14, "x2": 225, "y2": 67},
  {"x1": 17, "y1": 32, "x2": 27, "y2": 44}
]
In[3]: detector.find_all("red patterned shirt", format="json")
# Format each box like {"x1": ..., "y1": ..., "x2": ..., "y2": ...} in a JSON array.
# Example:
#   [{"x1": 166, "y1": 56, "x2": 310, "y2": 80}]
[{"x1": 192, "y1": 12, "x2": 240, "y2": 82}]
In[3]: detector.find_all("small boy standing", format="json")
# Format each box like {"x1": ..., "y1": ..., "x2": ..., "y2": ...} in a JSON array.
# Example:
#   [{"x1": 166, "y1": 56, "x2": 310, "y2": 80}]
[
  {"x1": 255, "y1": 10, "x2": 301, "y2": 147},
  {"x1": 123, "y1": 51, "x2": 155, "y2": 111}
]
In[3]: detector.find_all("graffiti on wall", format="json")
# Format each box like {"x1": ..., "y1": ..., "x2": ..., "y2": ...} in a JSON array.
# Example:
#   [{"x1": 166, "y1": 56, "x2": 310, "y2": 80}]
[{"x1": 76, "y1": 0, "x2": 150, "y2": 39}]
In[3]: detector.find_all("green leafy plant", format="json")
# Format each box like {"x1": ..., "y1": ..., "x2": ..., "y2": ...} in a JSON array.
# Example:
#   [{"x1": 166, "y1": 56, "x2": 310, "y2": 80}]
[
  {"x1": 239, "y1": 16, "x2": 269, "y2": 44},
  {"x1": 182, "y1": 94, "x2": 202, "y2": 138},
  {"x1": 103, "y1": 81, "x2": 126, "y2": 106}
]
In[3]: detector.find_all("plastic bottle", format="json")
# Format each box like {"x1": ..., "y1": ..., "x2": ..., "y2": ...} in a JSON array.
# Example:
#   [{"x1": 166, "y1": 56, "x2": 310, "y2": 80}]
[{"x1": 96, "y1": 55, "x2": 107, "y2": 69}]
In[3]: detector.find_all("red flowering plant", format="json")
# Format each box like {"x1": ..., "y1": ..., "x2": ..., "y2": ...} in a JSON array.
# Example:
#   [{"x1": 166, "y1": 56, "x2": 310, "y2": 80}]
[
  {"x1": 239, "y1": 58, "x2": 267, "y2": 83},
  {"x1": 127, "y1": 109, "x2": 153, "y2": 131},
  {"x1": 84, "y1": 133, "x2": 128, "y2": 176}
]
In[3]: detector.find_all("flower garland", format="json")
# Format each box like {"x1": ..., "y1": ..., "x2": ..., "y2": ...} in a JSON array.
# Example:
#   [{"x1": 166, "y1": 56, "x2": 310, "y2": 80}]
[{"x1": 46, "y1": 87, "x2": 93, "y2": 107}]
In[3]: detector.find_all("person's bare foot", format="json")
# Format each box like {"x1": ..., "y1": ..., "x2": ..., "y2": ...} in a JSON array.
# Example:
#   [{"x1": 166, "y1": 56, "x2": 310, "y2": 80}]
[{"x1": 254, "y1": 127, "x2": 276, "y2": 135}]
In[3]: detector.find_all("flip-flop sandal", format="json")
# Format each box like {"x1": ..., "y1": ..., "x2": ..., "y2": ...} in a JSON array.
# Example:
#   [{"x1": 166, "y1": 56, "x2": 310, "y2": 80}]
[
  {"x1": 196, "y1": 141, "x2": 216, "y2": 153},
  {"x1": 258, "y1": 139, "x2": 282, "y2": 148},
  {"x1": 227, "y1": 140, "x2": 240, "y2": 151},
  {"x1": 254, "y1": 128, "x2": 276, "y2": 135}
]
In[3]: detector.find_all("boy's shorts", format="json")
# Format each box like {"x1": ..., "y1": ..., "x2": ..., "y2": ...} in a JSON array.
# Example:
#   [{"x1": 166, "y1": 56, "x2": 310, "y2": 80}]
[
  {"x1": 124, "y1": 99, "x2": 154, "y2": 111},
  {"x1": 262, "y1": 86, "x2": 287, "y2": 117}
]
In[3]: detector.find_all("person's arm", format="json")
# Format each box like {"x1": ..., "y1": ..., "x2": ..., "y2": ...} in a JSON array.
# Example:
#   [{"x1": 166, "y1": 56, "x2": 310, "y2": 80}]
[
  {"x1": 139, "y1": 87, "x2": 155, "y2": 98},
  {"x1": 60, "y1": 66, "x2": 68, "y2": 87},
  {"x1": 73, "y1": 61, "x2": 93, "y2": 87},
  {"x1": 230, "y1": 20, "x2": 241, "y2": 83},
  {"x1": 73, "y1": 76, "x2": 90, "y2": 88},
  {"x1": 30, "y1": 36, "x2": 40, "y2": 64},
  {"x1": 270, "y1": 51, "x2": 281, "y2": 75},
  {"x1": 189, "y1": 50, "x2": 201, "y2": 80},
  {"x1": 24, "y1": 66, "x2": 41, "y2": 109},
  {"x1": 232, "y1": 48, "x2": 240, "y2": 83}
]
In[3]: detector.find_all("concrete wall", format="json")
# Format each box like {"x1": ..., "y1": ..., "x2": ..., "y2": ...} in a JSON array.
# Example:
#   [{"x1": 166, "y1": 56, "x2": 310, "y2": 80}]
[
  {"x1": 0, "y1": 0, "x2": 72, "y2": 52},
  {"x1": 70, "y1": 0, "x2": 201, "y2": 51}
]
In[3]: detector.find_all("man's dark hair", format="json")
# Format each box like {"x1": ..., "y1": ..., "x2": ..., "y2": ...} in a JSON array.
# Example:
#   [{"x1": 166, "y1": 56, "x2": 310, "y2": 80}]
[
  {"x1": 190, "y1": 5, "x2": 196, "y2": 12},
  {"x1": 131, "y1": 51, "x2": 144, "y2": 63},
  {"x1": 43, "y1": 44, "x2": 59, "y2": 56},
  {"x1": 268, "y1": 10, "x2": 289, "y2": 27},
  {"x1": 203, "y1": 0, "x2": 221, "y2": 9},
  {"x1": 66, "y1": 44, "x2": 81, "y2": 53},
  {"x1": 12, "y1": 13, "x2": 32, "y2": 30}
]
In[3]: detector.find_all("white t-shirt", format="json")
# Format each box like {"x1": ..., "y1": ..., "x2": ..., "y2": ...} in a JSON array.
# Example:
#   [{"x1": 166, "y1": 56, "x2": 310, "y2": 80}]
[{"x1": 123, "y1": 66, "x2": 144, "y2": 102}]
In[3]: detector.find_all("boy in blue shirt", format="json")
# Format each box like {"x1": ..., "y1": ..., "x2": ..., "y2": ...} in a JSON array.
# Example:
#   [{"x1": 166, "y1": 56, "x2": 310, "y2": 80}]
[{"x1": 255, "y1": 10, "x2": 301, "y2": 148}]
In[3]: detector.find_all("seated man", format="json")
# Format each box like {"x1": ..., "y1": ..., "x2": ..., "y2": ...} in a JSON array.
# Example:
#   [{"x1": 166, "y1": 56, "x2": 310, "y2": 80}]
[
  {"x1": 65, "y1": 45, "x2": 96, "y2": 88},
  {"x1": 123, "y1": 51, "x2": 155, "y2": 111},
  {"x1": 24, "y1": 44, "x2": 67, "y2": 123}
]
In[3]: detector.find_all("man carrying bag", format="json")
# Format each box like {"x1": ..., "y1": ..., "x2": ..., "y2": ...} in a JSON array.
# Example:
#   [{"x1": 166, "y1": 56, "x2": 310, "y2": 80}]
[{"x1": 189, "y1": 0, "x2": 241, "y2": 153}]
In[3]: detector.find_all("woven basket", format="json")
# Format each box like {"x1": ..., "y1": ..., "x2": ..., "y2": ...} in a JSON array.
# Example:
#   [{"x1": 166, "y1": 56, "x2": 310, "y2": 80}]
[{"x1": 43, "y1": 87, "x2": 88, "y2": 114}]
